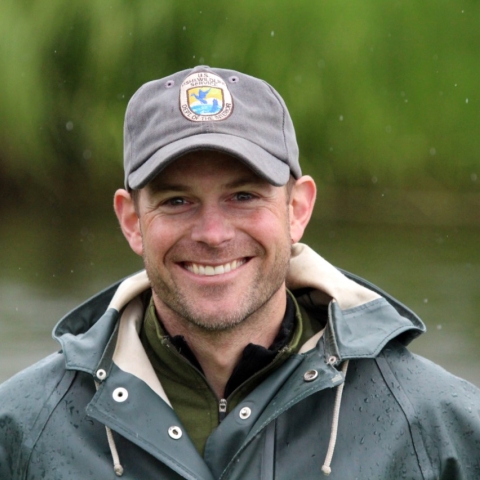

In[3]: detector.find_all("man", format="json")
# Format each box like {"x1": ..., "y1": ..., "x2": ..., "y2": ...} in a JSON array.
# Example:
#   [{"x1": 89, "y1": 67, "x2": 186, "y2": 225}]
[{"x1": 1, "y1": 66, "x2": 479, "y2": 479}]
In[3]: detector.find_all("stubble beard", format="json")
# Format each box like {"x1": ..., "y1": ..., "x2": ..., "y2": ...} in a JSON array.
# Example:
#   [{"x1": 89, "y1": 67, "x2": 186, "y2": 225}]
[{"x1": 143, "y1": 240, "x2": 291, "y2": 333}]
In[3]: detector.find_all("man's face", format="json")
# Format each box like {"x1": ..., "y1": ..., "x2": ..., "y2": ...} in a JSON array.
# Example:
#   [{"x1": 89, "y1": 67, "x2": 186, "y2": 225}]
[{"x1": 133, "y1": 151, "x2": 294, "y2": 332}]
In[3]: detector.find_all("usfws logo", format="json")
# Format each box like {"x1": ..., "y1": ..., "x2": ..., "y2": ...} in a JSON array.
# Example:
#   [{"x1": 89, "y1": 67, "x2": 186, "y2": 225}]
[{"x1": 180, "y1": 71, "x2": 233, "y2": 122}]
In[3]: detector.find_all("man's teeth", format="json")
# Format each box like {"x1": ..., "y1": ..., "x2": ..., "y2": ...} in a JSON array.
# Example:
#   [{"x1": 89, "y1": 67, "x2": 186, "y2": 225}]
[{"x1": 185, "y1": 259, "x2": 246, "y2": 276}]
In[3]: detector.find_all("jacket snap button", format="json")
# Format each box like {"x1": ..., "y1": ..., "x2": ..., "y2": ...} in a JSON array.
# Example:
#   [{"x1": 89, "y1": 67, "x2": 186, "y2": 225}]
[
  {"x1": 168, "y1": 426, "x2": 182, "y2": 439},
  {"x1": 239, "y1": 407, "x2": 251, "y2": 419},
  {"x1": 96, "y1": 369, "x2": 107, "y2": 380},
  {"x1": 303, "y1": 369, "x2": 319, "y2": 382},
  {"x1": 112, "y1": 387, "x2": 128, "y2": 402},
  {"x1": 327, "y1": 355, "x2": 338, "y2": 365}
]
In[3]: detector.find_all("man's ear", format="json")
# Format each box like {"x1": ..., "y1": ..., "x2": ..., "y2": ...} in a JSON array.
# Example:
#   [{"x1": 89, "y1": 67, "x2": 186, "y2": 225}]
[
  {"x1": 113, "y1": 189, "x2": 143, "y2": 256},
  {"x1": 289, "y1": 176, "x2": 317, "y2": 244}
]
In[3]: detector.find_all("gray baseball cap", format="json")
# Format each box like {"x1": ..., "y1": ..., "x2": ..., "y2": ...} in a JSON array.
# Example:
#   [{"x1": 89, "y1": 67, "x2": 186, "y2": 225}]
[{"x1": 124, "y1": 66, "x2": 301, "y2": 190}]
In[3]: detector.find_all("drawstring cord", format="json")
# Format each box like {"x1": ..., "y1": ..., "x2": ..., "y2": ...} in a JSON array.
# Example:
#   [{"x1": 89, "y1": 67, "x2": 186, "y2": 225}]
[
  {"x1": 95, "y1": 381, "x2": 124, "y2": 476},
  {"x1": 321, "y1": 360, "x2": 350, "y2": 476}
]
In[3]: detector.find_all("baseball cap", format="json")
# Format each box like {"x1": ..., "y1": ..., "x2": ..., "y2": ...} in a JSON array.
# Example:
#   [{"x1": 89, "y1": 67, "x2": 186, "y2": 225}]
[{"x1": 124, "y1": 66, "x2": 301, "y2": 190}]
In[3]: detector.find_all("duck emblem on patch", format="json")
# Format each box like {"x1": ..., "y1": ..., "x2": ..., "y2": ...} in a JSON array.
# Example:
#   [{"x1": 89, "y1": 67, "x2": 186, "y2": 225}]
[{"x1": 180, "y1": 71, "x2": 233, "y2": 122}]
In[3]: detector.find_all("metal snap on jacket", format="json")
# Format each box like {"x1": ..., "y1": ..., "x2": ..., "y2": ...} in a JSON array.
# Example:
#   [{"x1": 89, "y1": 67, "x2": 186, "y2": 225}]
[
  {"x1": 304, "y1": 369, "x2": 319, "y2": 382},
  {"x1": 239, "y1": 407, "x2": 251, "y2": 419},
  {"x1": 96, "y1": 369, "x2": 107, "y2": 380},
  {"x1": 168, "y1": 426, "x2": 182, "y2": 439},
  {"x1": 327, "y1": 355, "x2": 338, "y2": 365},
  {"x1": 112, "y1": 387, "x2": 128, "y2": 402}
]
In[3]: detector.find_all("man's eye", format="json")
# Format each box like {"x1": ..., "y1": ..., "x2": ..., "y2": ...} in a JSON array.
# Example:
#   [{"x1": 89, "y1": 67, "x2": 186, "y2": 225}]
[
  {"x1": 234, "y1": 192, "x2": 254, "y2": 201},
  {"x1": 164, "y1": 197, "x2": 187, "y2": 206}
]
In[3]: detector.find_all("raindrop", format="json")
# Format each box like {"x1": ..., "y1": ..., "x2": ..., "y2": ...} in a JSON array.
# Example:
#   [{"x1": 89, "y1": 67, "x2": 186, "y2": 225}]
[
  {"x1": 183, "y1": 26, "x2": 186, "y2": 31},
  {"x1": 339, "y1": 115, "x2": 344, "y2": 121},
  {"x1": 371, "y1": 176, "x2": 378, "y2": 184},
  {"x1": 423, "y1": 298, "x2": 428, "y2": 303},
  {"x1": 66, "y1": 121, "x2": 74, "y2": 131},
  {"x1": 466, "y1": 98, "x2": 469, "y2": 104},
  {"x1": 429, "y1": 148, "x2": 436, "y2": 156},
  {"x1": 385, "y1": 125, "x2": 392, "y2": 133},
  {"x1": 83, "y1": 150, "x2": 92, "y2": 160},
  {"x1": 437, "y1": 325, "x2": 442, "y2": 330},
  {"x1": 271, "y1": 31, "x2": 275, "y2": 37},
  {"x1": 360, "y1": 436, "x2": 365, "y2": 444},
  {"x1": 471, "y1": 173, "x2": 477, "y2": 182}
]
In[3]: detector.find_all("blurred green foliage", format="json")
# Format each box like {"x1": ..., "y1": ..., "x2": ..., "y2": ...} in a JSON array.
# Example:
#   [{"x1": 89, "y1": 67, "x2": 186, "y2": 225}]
[{"x1": 1, "y1": 0, "x2": 480, "y2": 205}]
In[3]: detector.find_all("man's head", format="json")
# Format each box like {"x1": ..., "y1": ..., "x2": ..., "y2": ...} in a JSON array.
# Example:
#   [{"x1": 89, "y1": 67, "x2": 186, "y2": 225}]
[{"x1": 115, "y1": 67, "x2": 316, "y2": 334}]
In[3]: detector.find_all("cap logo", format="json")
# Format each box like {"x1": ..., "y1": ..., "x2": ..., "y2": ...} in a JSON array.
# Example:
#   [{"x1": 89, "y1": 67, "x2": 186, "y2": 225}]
[{"x1": 180, "y1": 71, "x2": 233, "y2": 122}]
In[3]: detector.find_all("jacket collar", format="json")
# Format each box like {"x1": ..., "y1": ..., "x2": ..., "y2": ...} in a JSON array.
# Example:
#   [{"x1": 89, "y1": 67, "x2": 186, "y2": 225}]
[{"x1": 52, "y1": 243, "x2": 425, "y2": 375}]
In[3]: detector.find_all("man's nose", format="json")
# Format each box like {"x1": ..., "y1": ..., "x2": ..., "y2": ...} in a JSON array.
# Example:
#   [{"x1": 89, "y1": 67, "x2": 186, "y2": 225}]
[{"x1": 190, "y1": 205, "x2": 235, "y2": 246}]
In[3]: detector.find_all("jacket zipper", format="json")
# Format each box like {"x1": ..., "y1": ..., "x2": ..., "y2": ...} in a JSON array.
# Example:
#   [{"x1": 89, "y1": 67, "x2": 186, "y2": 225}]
[{"x1": 218, "y1": 398, "x2": 227, "y2": 422}]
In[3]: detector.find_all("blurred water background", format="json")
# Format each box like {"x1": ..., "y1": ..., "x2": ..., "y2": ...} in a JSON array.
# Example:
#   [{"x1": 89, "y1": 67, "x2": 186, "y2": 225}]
[{"x1": 1, "y1": 0, "x2": 479, "y2": 385}]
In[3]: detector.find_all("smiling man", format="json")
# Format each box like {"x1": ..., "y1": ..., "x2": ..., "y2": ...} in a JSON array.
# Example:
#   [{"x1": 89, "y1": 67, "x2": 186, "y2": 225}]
[{"x1": 1, "y1": 67, "x2": 479, "y2": 479}]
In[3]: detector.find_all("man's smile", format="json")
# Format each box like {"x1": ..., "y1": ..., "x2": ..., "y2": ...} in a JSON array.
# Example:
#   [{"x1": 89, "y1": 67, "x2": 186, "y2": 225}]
[{"x1": 182, "y1": 258, "x2": 249, "y2": 276}]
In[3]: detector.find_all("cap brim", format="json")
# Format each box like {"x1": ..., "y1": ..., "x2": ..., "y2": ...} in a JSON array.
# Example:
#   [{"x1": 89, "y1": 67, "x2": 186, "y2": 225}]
[{"x1": 127, "y1": 133, "x2": 291, "y2": 189}]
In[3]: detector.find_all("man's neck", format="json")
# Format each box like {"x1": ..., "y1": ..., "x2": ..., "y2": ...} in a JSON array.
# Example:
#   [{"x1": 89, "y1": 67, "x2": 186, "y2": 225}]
[{"x1": 152, "y1": 289, "x2": 287, "y2": 399}]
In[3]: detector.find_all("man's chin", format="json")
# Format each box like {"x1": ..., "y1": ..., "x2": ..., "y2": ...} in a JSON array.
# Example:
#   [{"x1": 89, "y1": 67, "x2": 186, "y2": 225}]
[{"x1": 180, "y1": 308, "x2": 247, "y2": 332}]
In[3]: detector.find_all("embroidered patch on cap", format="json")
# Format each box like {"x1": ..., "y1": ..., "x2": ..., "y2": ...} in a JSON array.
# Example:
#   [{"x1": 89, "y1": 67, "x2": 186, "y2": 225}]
[{"x1": 180, "y1": 71, "x2": 233, "y2": 122}]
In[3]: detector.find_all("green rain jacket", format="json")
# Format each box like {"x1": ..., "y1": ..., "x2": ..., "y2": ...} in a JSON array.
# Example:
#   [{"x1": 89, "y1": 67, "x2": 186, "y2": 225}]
[{"x1": 1, "y1": 243, "x2": 479, "y2": 479}]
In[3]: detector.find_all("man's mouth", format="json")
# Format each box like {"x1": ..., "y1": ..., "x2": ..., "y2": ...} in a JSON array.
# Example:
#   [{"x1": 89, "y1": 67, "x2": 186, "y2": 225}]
[{"x1": 183, "y1": 258, "x2": 248, "y2": 276}]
